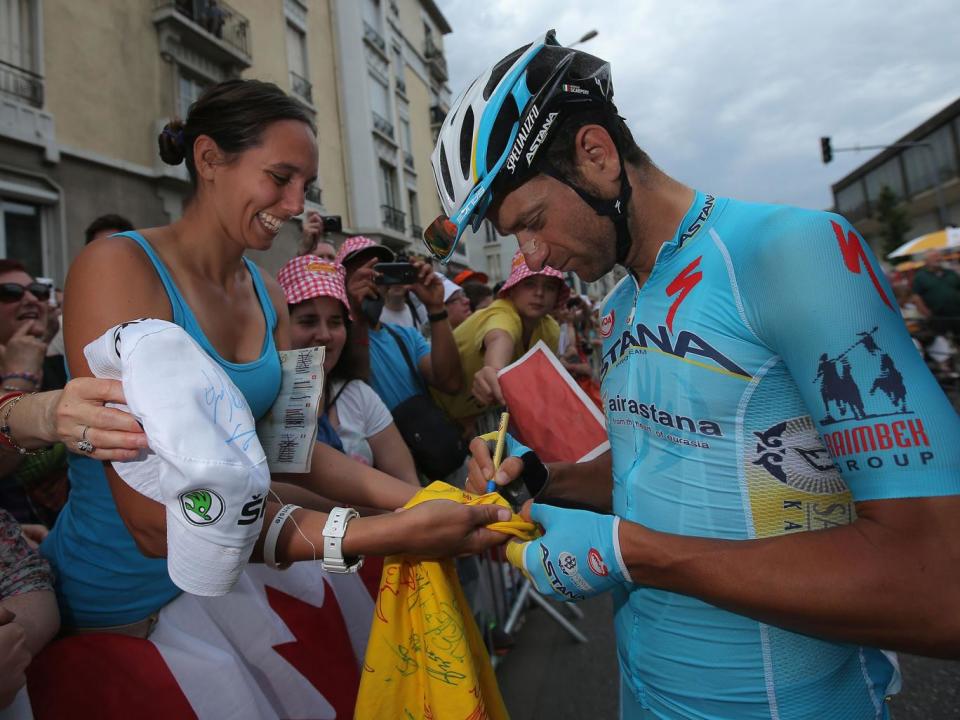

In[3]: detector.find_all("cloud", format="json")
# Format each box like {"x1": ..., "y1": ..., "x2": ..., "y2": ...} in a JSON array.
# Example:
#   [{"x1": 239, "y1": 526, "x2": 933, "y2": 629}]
[{"x1": 437, "y1": 0, "x2": 960, "y2": 210}]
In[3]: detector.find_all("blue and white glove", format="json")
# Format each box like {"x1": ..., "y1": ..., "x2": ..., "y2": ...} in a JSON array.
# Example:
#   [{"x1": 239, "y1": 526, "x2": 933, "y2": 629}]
[{"x1": 506, "y1": 504, "x2": 632, "y2": 602}]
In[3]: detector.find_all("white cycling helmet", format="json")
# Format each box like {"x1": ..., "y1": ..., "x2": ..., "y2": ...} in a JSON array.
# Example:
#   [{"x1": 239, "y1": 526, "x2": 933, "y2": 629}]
[{"x1": 424, "y1": 29, "x2": 620, "y2": 263}]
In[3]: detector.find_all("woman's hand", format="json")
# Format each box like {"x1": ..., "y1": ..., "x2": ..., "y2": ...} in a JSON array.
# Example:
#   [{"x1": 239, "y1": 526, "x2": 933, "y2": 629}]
[
  {"x1": 390, "y1": 499, "x2": 511, "y2": 557},
  {"x1": 0, "y1": 323, "x2": 47, "y2": 382},
  {"x1": 346, "y1": 258, "x2": 380, "y2": 318},
  {"x1": 49, "y1": 378, "x2": 148, "y2": 461}
]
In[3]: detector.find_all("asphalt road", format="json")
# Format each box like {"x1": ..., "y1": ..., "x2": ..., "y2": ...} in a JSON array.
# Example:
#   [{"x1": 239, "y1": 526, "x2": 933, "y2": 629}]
[{"x1": 497, "y1": 595, "x2": 960, "y2": 719}]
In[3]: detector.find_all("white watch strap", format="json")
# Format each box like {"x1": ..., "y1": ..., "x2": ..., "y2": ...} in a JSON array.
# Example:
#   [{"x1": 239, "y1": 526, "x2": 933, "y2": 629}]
[
  {"x1": 265, "y1": 504, "x2": 300, "y2": 570},
  {"x1": 322, "y1": 507, "x2": 362, "y2": 573}
]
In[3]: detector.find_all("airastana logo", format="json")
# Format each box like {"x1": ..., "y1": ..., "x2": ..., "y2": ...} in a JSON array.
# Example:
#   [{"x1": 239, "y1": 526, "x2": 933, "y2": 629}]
[
  {"x1": 600, "y1": 323, "x2": 750, "y2": 380},
  {"x1": 607, "y1": 394, "x2": 723, "y2": 436}
]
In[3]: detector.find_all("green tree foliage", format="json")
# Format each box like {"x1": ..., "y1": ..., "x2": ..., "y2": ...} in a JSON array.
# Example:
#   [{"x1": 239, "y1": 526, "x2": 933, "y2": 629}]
[{"x1": 874, "y1": 185, "x2": 912, "y2": 258}]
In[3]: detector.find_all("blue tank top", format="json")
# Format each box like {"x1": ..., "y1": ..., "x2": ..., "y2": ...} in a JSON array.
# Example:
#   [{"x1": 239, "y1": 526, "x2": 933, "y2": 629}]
[{"x1": 41, "y1": 231, "x2": 282, "y2": 627}]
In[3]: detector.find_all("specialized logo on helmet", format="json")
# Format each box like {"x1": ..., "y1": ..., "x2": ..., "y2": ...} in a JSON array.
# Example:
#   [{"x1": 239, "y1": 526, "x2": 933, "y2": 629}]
[
  {"x1": 599, "y1": 309, "x2": 615, "y2": 339},
  {"x1": 525, "y1": 111, "x2": 559, "y2": 167},
  {"x1": 505, "y1": 104, "x2": 541, "y2": 174},
  {"x1": 180, "y1": 489, "x2": 225, "y2": 526}
]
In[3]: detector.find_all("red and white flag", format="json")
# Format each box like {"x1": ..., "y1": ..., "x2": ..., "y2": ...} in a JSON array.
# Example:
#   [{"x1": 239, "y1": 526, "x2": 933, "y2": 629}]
[
  {"x1": 497, "y1": 340, "x2": 609, "y2": 463},
  {"x1": 26, "y1": 563, "x2": 380, "y2": 719}
]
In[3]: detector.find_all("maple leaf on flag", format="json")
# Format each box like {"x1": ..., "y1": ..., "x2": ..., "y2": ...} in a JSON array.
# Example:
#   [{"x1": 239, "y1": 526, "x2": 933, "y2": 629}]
[{"x1": 267, "y1": 581, "x2": 360, "y2": 718}]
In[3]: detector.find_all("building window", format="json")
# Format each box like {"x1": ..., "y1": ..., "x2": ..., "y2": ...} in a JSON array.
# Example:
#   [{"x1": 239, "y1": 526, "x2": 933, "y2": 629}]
[
  {"x1": 393, "y1": 45, "x2": 406, "y2": 95},
  {"x1": 286, "y1": 21, "x2": 311, "y2": 104},
  {"x1": 379, "y1": 162, "x2": 404, "y2": 231},
  {"x1": 864, "y1": 157, "x2": 905, "y2": 204},
  {"x1": 483, "y1": 220, "x2": 497, "y2": 245},
  {"x1": 408, "y1": 190, "x2": 422, "y2": 238},
  {"x1": 0, "y1": 200, "x2": 43, "y2": 277},
  {"x1": 487, "y1": 252, "x2": 501, "y2": 282},
  {"x1": 835, "y1": 181, "x2": 868, "y2": 221},
  {"x1": 178, "y1": 70, "x2": 211, "y2": 120},
  {"x1": 903, "y1": 124, "x2": 957, "y2": 196},
  {"x1": 363, "y1": 0, "x2": 382, "y2": 33},
  {"x1": 0, "y1": 0, "x2": 42, "y2": 107},
  {"x1": 370, "y1": 74, "x2": 394, "y2": 138}
]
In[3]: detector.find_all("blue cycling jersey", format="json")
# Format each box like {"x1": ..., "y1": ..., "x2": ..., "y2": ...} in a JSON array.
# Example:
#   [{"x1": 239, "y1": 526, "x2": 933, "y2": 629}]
[{"x1": 600, "y1": 190, "x2": 960, "y2": 720}]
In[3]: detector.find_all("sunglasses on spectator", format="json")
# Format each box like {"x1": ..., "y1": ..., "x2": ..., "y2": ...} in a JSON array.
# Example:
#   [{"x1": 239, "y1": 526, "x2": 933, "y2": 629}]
[{"x1": 0, "y1": 282, "x2": 52, "y2": 303}]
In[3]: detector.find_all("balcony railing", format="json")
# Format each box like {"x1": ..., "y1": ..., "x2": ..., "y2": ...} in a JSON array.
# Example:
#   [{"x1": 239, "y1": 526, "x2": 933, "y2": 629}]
[
  {"x1": 154, "y1": 0, "x2": 251, "y2": 65},
  {"x1": 363, "y1": 21, "x2": 386, "y2": 54},
  {"x1": 382, "y1": 204, "x2": 406, "y2": 232},
  {"x1": 372, "y1": 111, "x2": 395, "y2": 139},
  {"x1": 0, "y1": 60, "x2": 43, "y2": 108},
  {"x1": 403, "y1": 152, "x2": 415, "y2": 170},
  {"x1": 423, "y1": 37, "x2": 448, "y2": 82},
  {"x1": 290, "y1": 70, "x2": 312, "y2": 104},
  {"x1": 410, "y1": 223, "x2": 423, "y2": 240},
  {"x1": 305, "y1": 185, "x2": 322, "y2": 206},
  {"x1": 395, "y1": 77, "x2": 407, "y2": 95}
]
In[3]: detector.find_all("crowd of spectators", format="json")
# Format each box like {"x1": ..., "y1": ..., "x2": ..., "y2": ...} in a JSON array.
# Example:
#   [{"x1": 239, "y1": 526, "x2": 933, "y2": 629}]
[{"x1": 0, "y1": 79, "x2": 608, "y2": 714}]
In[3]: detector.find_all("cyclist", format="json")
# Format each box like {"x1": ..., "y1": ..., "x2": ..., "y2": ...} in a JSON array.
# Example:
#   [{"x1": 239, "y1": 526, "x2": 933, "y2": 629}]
[{"x1": 425, "y1": 30, "x2": 960, "y2": 719}]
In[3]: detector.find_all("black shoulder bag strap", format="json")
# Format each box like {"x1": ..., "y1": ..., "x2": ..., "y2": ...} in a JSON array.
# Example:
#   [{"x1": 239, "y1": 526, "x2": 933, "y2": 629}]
[{"x1": 382, "y1": 325, "x2": 429, "y2": 395}]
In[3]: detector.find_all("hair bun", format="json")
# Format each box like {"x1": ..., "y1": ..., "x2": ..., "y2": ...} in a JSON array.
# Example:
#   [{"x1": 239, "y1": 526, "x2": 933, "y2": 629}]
[{"x1": 158, "y1": 120, "x2": 186, "y2": 165}]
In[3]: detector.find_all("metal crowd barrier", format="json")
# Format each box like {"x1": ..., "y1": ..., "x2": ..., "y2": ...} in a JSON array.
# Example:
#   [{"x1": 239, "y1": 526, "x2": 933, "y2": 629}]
[{"x1": 463, "y1": 407, "x2": 589, "y2": 667}]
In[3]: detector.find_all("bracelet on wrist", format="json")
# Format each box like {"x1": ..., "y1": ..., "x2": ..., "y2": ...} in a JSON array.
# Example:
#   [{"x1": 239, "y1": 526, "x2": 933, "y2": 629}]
[
  {"x1": 0, "y1": 392, "x2": 45, "y2": 455},
  {"x1": 427, "y1": 309, "x2": 448, "y2": 323},
  {"x1": 264, "y1": 504, "x2": 302, "y2": 570},
  {"x1": 1, "y1": 372, "x2": 40, "y2": 387}
]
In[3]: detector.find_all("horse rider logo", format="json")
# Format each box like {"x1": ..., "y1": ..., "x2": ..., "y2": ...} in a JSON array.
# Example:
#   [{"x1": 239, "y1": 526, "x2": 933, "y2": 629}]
[{"x1": 814, "y1": 327, "x2": 909, "y2": 426}]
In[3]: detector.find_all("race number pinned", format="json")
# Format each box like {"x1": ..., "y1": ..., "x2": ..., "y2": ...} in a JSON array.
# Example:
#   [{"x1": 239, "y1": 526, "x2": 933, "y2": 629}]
[{"x1": 256, "y1": 346, "x2": 325, "y2": 473}]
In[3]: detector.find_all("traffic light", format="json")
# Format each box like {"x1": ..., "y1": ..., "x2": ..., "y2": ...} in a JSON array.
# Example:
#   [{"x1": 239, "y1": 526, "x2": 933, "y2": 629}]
[{"x1": 820, "y1": 136, "x2": 833, "y2": 164}]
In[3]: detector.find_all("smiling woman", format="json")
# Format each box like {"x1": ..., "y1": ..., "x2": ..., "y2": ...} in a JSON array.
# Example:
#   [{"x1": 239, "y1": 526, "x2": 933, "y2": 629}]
[{"x1": 42, "y1": 79, "x2": 510, "y2": 635}]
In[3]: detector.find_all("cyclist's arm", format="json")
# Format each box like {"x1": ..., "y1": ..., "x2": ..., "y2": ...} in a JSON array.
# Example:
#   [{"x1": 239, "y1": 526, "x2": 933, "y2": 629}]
[{"x1": 618, "y1": 212, "x2": 960, "y2": 657}]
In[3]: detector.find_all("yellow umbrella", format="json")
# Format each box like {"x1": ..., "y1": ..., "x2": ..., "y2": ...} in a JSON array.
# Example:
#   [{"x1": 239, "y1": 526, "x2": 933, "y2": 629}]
[
  {"x1": 887, "y1": 227, "x2": 960, "y2": 258},
  {"x1": 894, "y1": 259, "x2": 924, "y2": 271}
]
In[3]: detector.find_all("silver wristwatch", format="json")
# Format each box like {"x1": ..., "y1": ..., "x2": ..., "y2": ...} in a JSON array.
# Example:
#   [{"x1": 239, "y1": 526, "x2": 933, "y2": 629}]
[{"x1": 321, "y1": 507, "x2": 363, "y2": 574}]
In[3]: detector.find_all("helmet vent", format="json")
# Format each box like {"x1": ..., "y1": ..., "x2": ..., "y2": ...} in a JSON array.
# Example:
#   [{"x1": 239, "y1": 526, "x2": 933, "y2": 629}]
[
  {"x1": 439, "y1": 144, "x2": 455, "y2": 201},
  {"x1": 483, "y1": 44, "x2": 530, "y2": 100},
  {"x1": 459, "y1": 107, "x2": 474, "y2": 180},
  {"x1": 486, "y1": 95, "x2": 519, "y2": 173}
]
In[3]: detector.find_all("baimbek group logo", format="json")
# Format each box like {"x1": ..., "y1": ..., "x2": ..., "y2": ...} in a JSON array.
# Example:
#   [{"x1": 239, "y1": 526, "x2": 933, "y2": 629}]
[{"x1": 813, "y1": 326, "x2": 931, "y2": 474}]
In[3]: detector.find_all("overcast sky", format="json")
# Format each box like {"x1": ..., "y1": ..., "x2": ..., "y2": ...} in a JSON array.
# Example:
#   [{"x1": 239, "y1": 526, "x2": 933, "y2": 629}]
[{"x1": 435, "y1": 0, "x2": 960, "y2": 211}]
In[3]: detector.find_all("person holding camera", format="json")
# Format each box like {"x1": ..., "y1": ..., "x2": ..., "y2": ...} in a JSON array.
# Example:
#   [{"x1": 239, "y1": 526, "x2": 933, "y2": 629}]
[
  {"x1": 297, "y1": 210, "x2": 338, "y2": 261},
  {"x1": 338, "y1": 237, "x2": 467, "y2": 479}
]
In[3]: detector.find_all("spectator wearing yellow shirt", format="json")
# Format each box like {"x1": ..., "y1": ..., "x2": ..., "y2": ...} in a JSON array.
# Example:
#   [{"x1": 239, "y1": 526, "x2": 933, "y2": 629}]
[{"x1": 435, "y1": 250, "x2": 569, "y2": 422}]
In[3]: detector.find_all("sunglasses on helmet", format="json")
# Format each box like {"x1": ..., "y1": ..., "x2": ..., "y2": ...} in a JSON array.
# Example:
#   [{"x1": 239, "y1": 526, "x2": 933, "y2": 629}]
[{"x1": 0, "y1": 282, "x2": 52, "y2": 303}]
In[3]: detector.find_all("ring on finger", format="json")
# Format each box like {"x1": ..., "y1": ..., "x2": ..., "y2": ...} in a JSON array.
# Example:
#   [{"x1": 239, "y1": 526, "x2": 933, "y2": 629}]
[
  {"x1": 80, "y1": 425, "x2": 90, "y2": 441},
  {"x1": 76, "y1": 439, "x2": 95, "y2": 454}
]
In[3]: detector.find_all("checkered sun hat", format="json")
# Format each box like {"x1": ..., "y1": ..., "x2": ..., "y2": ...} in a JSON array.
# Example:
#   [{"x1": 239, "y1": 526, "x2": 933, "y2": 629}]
[
  {"x1": 277, "y1": 255, "x2": 349, "y2": 310},
  {"x1": 497, "y1": 250, "x2": 571, "y2": 305},
  {"x1": 334, "y1": 236, "x2": 395, "y2": 266}
]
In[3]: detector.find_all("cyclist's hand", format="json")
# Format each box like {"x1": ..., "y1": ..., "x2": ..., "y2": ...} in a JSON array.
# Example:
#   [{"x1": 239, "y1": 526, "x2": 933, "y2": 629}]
[{"x1": 506, "y1": 503, "x2": 631, "y2": 601}]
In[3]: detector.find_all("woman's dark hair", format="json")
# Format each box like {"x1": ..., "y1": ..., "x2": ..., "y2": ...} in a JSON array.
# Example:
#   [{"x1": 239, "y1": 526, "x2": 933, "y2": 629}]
[{"x1": 158, "y1": 79, "x2": 316, "y2": 190}]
